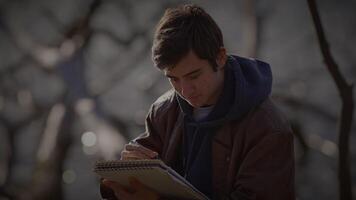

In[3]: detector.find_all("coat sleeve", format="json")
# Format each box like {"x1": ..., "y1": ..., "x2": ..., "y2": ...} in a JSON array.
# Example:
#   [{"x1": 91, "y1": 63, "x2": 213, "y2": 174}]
[
  {"x1": 228, "y1": 131, "x2": 295, "y2": 200},
  {"x1": 133, "y1": 104, "x2": 164, "y2": 153}
]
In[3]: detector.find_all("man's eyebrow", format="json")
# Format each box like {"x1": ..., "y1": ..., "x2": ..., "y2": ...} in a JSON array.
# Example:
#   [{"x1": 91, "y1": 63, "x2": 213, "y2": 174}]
[
  {"x1": 183, "y1": 69, "x2": 202, "y2": 77},
  {"x1": 165, "y1": 68, "x2": 202, "y2": 78}
]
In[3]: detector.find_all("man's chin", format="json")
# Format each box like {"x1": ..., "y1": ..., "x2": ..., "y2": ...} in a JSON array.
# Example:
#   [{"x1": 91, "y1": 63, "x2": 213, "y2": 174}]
[
  {"x1": 181, "y1": 95, "x2": 203, "y2": 108},
  {"x1": 186, "y1": 100, "x2": 201, "y2": 108}
]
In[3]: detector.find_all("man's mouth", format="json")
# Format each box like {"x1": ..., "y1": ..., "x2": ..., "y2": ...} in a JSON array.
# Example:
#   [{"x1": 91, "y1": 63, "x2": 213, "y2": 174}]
[{"x1": 187, "y1": 95, "x2": 200, "y2": 101}]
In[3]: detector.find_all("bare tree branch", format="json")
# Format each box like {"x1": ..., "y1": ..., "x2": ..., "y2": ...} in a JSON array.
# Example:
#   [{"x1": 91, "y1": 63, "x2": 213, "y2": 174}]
[
  {"x1": 20, "y1": 101, "x2": 74, "y2": 200},
  {"x1": 307, "y1": 1, "x2": 354, "y2": 200},
  {"x1": 242, "y1": 0, "x2": 257, "y2": 58},
  {"x1": 273, "y1": 94, "x2": 336, "y2": 121}
]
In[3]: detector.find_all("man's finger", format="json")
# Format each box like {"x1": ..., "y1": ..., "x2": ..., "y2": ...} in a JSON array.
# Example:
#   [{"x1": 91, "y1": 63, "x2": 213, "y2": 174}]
[
  {"x1": 128, "y1": 177, "x2": 144, "y2": 191},
  {"x1": 128, "y1": 177, "x2": 159, "y2": 199},
  {"x1": 121, "y1": 150, "x2": 152, "y2": 160},
  {"x1": 102, "y1": 180, "x2": 131, "y2": 199},
  {"x1": 125, "y1": 144, "x2": 158, "y2": 158}
]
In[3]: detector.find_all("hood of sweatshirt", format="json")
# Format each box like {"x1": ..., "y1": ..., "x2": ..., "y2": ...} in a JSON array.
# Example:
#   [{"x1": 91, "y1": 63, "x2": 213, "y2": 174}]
[{"x1": 177, "y1": 55, "x2": 272, "y2": 126}]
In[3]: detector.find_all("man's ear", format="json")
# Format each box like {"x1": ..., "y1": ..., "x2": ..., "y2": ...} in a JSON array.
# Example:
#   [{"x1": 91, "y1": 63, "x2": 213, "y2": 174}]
[{"x1": 216, "y1": 47, "x2": 227, "y2": 69}]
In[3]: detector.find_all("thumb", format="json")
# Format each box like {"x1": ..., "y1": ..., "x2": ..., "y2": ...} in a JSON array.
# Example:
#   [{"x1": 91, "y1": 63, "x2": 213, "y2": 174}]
[
  {"x1": 102, "y1": 179, "x2": 129, "y2": 196},
  {"x1": 102, "y1": 179, "x2": 120, "y2": 190},
  {"x1": 128, "y1": 177, "x2": 144, "y2": 191},
  {"x1": 128, "y1": 177, "x2": 159, "y2": 200},
  {"x1": 102, "y1": 179, "x2": 124, "y2": 191}
]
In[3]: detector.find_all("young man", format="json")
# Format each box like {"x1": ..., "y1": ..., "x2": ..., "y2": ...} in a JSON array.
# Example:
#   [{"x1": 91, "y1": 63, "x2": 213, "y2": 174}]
[{"x1": 102, "y1": 4, "x2": 295, "y2": 200}]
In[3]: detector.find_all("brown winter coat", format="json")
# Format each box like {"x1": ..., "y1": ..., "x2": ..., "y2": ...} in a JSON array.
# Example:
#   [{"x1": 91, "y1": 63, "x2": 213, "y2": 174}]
[{"x1": 133, "y1": 92, "x2": 295, "y2": 200}]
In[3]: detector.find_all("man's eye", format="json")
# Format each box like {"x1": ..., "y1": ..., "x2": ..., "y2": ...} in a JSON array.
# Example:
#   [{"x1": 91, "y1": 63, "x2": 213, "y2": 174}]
[{"x1": 189, "y1": 74, "x2": 199, "y2": 80}]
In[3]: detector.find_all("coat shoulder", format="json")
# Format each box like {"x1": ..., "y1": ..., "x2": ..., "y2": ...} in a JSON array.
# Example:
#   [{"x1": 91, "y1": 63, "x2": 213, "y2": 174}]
[
  {"x1": 150, "y1": 89, "x2": 179, "y2": 120},
  {"x1": 251, "y1": 98, "x2": 292, "y2": 134},
  {"x1": 234, "y1": 98, "x2": 293, "y2": 142}
]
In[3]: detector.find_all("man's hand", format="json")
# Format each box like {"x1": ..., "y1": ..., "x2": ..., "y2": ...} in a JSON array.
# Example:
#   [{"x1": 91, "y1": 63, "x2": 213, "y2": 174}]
[
  {"x1": 121, "y1": 143, "x2": 159, "y2": 160},
  {"x1": 102, "y1": 178, "x2": 160, "y2": 200}
]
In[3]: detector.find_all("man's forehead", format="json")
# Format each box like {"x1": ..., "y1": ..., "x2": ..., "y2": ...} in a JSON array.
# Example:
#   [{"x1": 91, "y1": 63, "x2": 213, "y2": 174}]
[
  {"x1": 163, "y1": 51, "x2": 210, "y2": 76},
  {"x1": 164, "y1": 66, "x2": 181, "y2": 77},
  {"x1": 164, "y1": 65, "x2": 203, "y2": 78}
]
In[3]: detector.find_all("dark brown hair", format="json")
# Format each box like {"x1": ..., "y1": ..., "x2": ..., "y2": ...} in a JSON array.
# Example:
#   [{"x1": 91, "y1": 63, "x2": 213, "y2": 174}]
[{"x1": 152, "y1": 4, "x2": 224, "y2": 71}]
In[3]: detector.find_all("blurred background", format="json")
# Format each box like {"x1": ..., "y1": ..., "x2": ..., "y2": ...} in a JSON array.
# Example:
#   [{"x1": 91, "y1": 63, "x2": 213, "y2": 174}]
[{"x1": 0, "y1": 0, "x2": 355, "y2": 199}]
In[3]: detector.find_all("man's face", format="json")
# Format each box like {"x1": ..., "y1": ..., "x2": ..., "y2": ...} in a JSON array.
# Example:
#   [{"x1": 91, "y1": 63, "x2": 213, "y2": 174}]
[{"x1": 164, "y1": 50, "x2": 226, "y2": 108}]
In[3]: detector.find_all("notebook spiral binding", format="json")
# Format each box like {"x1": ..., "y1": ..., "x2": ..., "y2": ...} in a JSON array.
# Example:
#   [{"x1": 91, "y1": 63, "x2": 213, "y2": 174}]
[{"x1": 94, "y1": 160, "x2": 161, "y2": 172}]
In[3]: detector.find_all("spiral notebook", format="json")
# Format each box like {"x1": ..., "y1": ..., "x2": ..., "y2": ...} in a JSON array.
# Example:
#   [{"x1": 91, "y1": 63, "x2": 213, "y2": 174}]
[{"x1": 94, "y1": 159, "x2": 208, "y2": 200}]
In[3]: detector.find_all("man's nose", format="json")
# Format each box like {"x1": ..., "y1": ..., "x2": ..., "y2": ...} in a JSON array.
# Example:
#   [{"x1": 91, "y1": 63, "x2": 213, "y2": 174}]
[{"x1": 180, "y1": 81, "x2": 194, "y2": 97}]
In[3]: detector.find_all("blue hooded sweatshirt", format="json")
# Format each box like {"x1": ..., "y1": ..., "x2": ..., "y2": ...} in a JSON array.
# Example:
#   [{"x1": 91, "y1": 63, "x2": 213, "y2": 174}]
[{"x1": 175, "y1": 55, "x2": 272, "y2": 198}]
